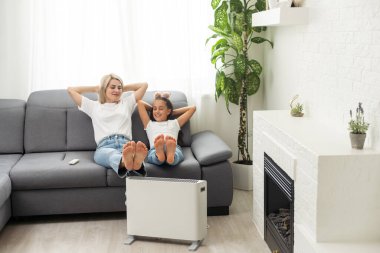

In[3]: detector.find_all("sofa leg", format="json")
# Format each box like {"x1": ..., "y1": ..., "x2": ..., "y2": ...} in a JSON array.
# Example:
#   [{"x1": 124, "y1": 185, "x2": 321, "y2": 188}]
[{"x1": 207, "y1": 206, "x2": 229, "y2": 216}]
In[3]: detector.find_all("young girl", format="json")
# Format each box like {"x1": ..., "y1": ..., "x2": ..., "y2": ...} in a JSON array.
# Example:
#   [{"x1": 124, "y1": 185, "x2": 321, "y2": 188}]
[{"x1": 137, "y1": 92, "x2": 196, "y2": 166}]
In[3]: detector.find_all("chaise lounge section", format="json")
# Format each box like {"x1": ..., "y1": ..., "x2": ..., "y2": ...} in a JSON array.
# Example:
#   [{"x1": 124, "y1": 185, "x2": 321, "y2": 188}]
[{"x1": 0, "y1": 99, "x2": 25, "y2": 231}]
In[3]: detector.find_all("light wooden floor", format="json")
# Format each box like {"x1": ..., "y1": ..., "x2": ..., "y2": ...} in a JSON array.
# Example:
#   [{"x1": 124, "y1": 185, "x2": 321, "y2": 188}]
[{"x1": 0, "y1": 190, "x2": 270, "y2": 253}]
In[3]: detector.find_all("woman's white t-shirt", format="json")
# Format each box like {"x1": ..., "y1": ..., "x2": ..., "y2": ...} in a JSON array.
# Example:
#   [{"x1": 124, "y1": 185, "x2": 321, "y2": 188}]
[
  {"x1": 79, "y1": 92, "x2": 136, "y2": 144},
  {"x1": 145, "y1": 119, "x2": 180, "y2": 147}
]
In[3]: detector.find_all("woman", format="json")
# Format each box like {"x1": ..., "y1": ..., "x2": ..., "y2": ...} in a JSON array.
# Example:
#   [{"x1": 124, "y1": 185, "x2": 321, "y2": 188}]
[{"x1": 67, "y1": 73, "x2": 148, "y2": 178}]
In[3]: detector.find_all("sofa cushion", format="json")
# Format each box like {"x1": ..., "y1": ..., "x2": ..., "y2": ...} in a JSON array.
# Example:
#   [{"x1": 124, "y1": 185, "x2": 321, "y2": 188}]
[
  {"x1": 24, "y1": 90, "x2": 97, "y2": 153},
  {"x1": 0, "y1": 154, "x2": 22, "y2": 175},
  {"x1": 106, "y1": 169, "x2": 125, "y2": 187},
  {"x1": 0, "y1": 99, "x2": 25, "y2": 154},
  {"x1": 10, "y1": 151, "x2": 106, "y2": 190},
  {"x1": 0, "y1": 174, "x2": 11, "y2": 206}
]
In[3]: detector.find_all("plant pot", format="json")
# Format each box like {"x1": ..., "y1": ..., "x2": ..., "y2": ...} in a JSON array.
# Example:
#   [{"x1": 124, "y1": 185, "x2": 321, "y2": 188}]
[
  {"x1": 232, "y1": 162, "x2": 253, "y2": 190},
  {"x1": 349, "y1": 133, "x2": 366, "y2": 149},
  {"x1": 290, "y1": 111, "x2": 304, "y2": 117}
]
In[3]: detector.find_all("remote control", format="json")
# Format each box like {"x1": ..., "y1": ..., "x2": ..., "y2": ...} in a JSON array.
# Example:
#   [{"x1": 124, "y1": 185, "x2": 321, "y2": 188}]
[{"x1": 69, "y1": 158, "x2": 80, "y2": 165}]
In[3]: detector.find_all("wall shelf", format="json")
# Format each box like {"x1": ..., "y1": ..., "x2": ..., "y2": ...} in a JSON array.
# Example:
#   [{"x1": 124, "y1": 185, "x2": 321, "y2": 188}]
[{"x1": 252, "y1": 7, "x2": 308, "y2": 27}]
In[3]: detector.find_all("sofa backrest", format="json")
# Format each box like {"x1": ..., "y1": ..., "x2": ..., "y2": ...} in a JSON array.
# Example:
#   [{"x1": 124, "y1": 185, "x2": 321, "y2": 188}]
[
  {"x1": 24, "y1": 90, "x2": 97, "y2": 153},
  {"x1": 24, "y1": 90, "x2": 191, "y2": 153},
  {"x1": 0, "y1": 99, "x2": 25, "y2": 154}
]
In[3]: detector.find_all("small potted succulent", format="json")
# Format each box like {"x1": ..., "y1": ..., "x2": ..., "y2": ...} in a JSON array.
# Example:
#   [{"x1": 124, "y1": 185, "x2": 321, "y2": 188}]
[
  {"x1": 348, "y1": 102, "x2": 369, "y2": 149},
  {"x1": 290, "y1": 94, "x2": 304, "y2": 117}
]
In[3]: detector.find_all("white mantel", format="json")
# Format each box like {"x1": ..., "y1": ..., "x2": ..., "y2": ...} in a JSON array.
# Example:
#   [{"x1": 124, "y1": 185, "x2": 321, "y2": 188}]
[{"x1": 252, "y1": 110, "x2": 380, "y2": 253}]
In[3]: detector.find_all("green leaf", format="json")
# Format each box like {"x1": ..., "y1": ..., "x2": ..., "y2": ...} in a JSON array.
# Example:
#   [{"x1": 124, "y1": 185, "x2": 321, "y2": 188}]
[
  {"x1": 230, "y1": 0, "x2": 243, "y2": 13},
  {"x1": 225, "y1": 77, "x2": 240, "y2": 105},
  {"x1": 215, "y1": 71, "x2": 230, "y2": 113},
  {"x1": 211, "y1": 55, "x2": 224, "y2": 65},
  {"x1": 232, "y1": 32, "x2": 243, "y2": 52},
  {"x1": 255, "y1": 0, "x2": 267, "y2": 12},
  {"x1": 211, "y1": 47, "x2": 228, "y2": 64},
  {"x1": 246, "y1": 72, "x2": 260, "y2": 95},
  {"x1": 233, "y1": 54, "x2": 246, "y2": 79},
  {"x1": 222, "y1": 77, "x2": 234, "y2": 114},
  {"x1": 215, "y1": 71, "x2": 225, "y2": 100},
  {"x1": 211, "y1": 0, "x2": 222, "y2": 10},
  {"x1": 233, "y1": 13, "x2": 244, "y2": 35},
  {"x1": 211, "y1": 38, "x2": 229, "y2": 54},
  {"x1": 252, "y1": 27, "x2": 263, "y2": 33},
  {"x1": 208, "y1": 25, "x2": 231, "y2": 38},
  {"x1": 248, "y1": 60, "x2": 262, "y2": 76},
  {"x1": 205, "y1": 34, "x2": 219, "y2": 45},
  {"x1": 251, "y1": 37, "x2": 274, "y2": 48},
  {"x1": 214, "y1": 1, "x2": 231, "y2": 32},
  {"x1": 224, "y1": 93, "x2": 231, "y2": 114}
]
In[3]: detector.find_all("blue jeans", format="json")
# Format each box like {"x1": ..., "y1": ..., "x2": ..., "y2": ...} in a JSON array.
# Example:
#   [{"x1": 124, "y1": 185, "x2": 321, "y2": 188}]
[
  {"x1": 94, "y1": 135, "x2": 145, "y2": 178},
  {"x1": 147, "y1": 145, "x2": 184, "y2": 166}
]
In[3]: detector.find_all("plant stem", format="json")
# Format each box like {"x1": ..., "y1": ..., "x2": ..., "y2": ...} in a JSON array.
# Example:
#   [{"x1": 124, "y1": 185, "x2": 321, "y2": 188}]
[{"x1": 237, "y1": 0, "x2": 251, "y2": 163}]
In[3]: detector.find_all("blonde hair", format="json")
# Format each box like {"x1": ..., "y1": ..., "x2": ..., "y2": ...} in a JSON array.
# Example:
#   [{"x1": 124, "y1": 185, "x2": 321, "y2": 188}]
[{"x1": 98, "y1": 73, "x2": 123, "y2": 104}]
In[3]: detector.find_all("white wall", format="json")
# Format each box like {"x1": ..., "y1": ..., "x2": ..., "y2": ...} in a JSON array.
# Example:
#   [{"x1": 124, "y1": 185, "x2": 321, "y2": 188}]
[
  {"x1": 262, "y1": 0, "x2": 380, "y2": 150},
  {"x1": 0, "y1": 0, "x2": 31, "y2": 100}
]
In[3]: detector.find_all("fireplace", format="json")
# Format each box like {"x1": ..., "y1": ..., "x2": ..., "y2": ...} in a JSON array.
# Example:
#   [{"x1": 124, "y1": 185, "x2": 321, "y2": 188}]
[{"x1": 264, "y1": 153, "x2": 294, "y2": 253}]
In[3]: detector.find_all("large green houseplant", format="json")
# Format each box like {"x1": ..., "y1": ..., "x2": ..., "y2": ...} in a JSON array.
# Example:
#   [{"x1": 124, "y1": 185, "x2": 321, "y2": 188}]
[{"x1": 206, "y1": 0, "x2": 272, "y2": 165}]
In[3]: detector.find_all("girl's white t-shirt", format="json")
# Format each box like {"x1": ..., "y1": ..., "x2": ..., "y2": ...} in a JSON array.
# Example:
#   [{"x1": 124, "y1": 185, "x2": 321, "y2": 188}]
[
  {"x1": 79, "y1": 92, "x2": 136, "y2": 144},
  {"x1": 145, "y1": 119, "x2": 180, "y2": 147}
]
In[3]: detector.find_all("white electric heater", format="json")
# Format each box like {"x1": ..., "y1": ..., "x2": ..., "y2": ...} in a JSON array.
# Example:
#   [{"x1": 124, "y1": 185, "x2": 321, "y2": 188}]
[{"x1": 125, "y1": 177, "x2": 207, "y2": 251}]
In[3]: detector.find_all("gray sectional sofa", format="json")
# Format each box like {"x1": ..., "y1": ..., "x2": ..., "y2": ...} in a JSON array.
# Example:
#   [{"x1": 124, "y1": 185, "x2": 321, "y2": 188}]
[{"x1": 0, "y1": 90, "x2": 233, "y2": 232}]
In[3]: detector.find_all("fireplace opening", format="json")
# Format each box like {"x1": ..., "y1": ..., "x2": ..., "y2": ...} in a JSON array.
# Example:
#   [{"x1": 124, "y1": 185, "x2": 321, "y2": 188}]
[{"x1": 264, "y1": 153, "x2": 294, "y2": 253}]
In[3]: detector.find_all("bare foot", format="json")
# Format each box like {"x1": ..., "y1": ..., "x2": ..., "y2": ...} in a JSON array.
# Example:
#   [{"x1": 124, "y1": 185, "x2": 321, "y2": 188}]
[
  {"x1": 133, "y1": 141, "x2": 148, "y2": 170},
  {"x1": 165, "y1": 136, "x2": 177, "y2": 164},
  {"x1": 154, "y1": 134, "x2": 166, "y2": 162},
  {"x1": 122, "y1": 141, "x2": 135, "y2": 170}
]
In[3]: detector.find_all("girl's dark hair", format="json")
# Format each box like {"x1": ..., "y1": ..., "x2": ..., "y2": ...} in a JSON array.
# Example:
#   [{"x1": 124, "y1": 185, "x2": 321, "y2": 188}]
[{"x1": 149, "y1": 97, "x2": 174, "y2": 121}]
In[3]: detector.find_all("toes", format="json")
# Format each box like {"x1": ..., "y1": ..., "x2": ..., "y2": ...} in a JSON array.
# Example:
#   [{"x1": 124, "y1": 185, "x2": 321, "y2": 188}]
[
  {"x1": 123, "y1": 141, "x2": 136, "y2": 170},
  {"x1": 133, "y1": 142, "x2": 148, "y2": 170},
  {"x1": 136, "y1": 141, "x2": 147, "y2": 150},
  {"x1": 154, "y1": 134, "x2": 164, "y2": 143},
  {"x1": 165, "y1": 135, "x2": 177, "y2": 144}
]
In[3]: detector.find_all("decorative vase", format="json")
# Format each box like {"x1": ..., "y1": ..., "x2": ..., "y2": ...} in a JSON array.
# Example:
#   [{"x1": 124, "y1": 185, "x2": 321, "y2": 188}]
[
  {"x1": 232, "y1": 162, "x2": 253, "y2": 190},
  {"x1": 349, "y1": 133, "x2": 366, "y2": 149}
]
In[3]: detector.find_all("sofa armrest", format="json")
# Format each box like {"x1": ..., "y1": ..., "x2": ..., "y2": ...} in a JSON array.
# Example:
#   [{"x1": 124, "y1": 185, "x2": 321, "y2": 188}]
[{"x1": 191, "y1": 130, "x2": 232, "y2": 166}]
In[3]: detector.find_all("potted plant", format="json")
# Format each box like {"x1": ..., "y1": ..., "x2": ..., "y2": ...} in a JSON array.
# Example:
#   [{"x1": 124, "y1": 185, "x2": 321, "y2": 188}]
[
  {"x1": 206, "y1": 0, "x2": 272, "y2": 189},
  {"x1": 348, "y1": 102, "x2": 369, "y2": 149},
  {"x1": 290, "y1": 94, "x2": 304, "y2": 117}
]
